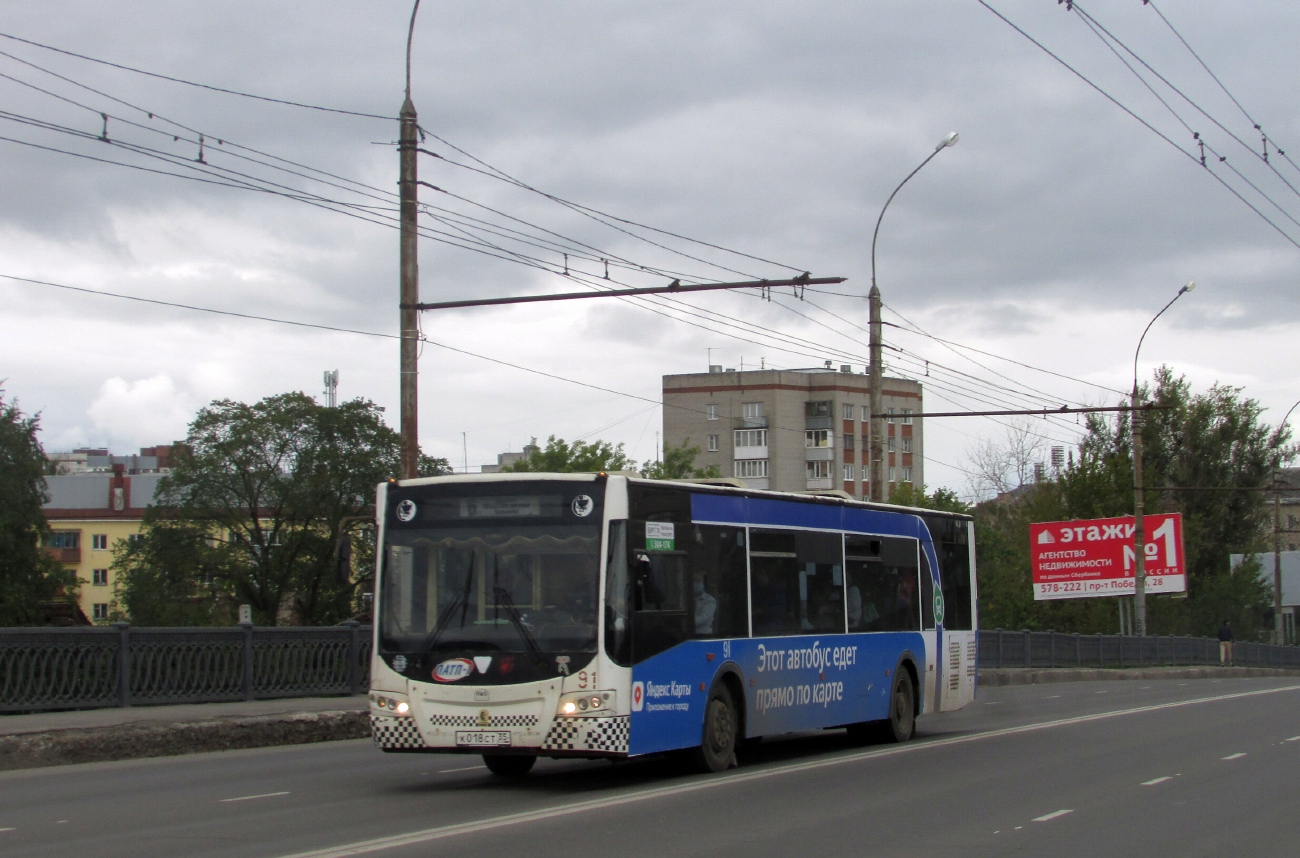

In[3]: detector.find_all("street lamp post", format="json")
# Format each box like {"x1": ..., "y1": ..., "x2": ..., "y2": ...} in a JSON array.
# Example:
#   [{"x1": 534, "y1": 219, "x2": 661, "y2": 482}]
[
  {"x1": 868, "y1": 131, "x2": 959, "y2": 502},
  {"x1": 1131, "y1": 280, "x2": 1195, "y2": 636},
  {"x1": 1272, "y1": 400, "x2": 1300, "y2": 643},
  {"x1": 398, "y1": 0, "x2": 423, "y2": 479}
]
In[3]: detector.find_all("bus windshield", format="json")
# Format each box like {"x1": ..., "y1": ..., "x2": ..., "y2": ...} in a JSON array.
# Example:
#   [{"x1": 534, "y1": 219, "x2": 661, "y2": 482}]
[{"x1": 379, "y1": 481, "x2": 604, "y2": 659}]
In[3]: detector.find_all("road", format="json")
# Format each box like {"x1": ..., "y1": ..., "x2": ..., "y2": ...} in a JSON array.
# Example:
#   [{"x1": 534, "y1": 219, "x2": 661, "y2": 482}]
[{"x1": 2, "y1": 676, "x2": 1298, "y2": 857}]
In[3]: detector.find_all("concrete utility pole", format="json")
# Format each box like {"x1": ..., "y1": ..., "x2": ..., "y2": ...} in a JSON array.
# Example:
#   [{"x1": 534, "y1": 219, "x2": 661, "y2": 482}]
[
  {"x1": 398, "y1": 1, "x2": 422, "y2": 479},
  {"x1": 869, "y1": 285, "x2": 884, "y2": 502},
  {"x1": 868, "y1": 131, "x2": 958, "y2": 503},
  {"x1": 1131, "y1": 281, "x2": 1195, "y2": 636}
]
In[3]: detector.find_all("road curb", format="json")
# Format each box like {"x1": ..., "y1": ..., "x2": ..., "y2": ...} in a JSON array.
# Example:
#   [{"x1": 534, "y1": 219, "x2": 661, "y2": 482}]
[
  {"x1": 978, "y1": 666, "x2": 1300, "y2": 686},
  {"x1": 0, "y1": 710, "x2": 370, "y2": 772}
]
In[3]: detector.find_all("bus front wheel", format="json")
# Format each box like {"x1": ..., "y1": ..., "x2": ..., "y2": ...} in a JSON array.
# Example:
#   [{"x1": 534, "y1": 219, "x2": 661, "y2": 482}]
[
  {"x1": 483, "y1": 754, "x2": 536, "y2": 776},
  {"x1": 693, "y1": 684, "x2": 739, "y2": 773}
]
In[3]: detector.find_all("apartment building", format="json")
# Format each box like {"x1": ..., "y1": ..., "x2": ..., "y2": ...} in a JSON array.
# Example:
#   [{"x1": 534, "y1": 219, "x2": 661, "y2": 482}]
[
  {"x1": 43, "y1": 465, "x2": 165, "y2": 623},
  {"x1": 662, "y1": 364, "x2": 923, "y2": 498}
]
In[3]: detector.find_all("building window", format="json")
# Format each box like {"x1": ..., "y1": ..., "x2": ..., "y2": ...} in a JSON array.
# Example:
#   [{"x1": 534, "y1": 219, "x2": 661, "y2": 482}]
[
  {"x1": 734, "y1": 459, "x2": 769, "y2": 478},
  {"x1": 805, "y1": 430, "x2": 831, "y2": 448},
  {"x1": 861, "y1": 405, "x2": 870, "y2": 422},
  {"x1": 843, "y1": 464, "x2": 855, "y2": 481},
  {"x1": 842, "y1": 403, "x2": 854, "y2": 420},
  {"x1": 706, "y1": 404, "x2": 719, "y2": 421},
  {"x1": 902, "y1": 408, "x2": 913, "y2": 425},
  {"x1": 889, "y1": 466, "x2": 896, "y2": 482},
  {"x1": 92, "y1": 568, "x2": 109, "y2": 586},
  {"x1": 93, "y1": 603, "x2": 109, "y2": 621},
  {"x1": 887, "y1": 436, "x2": 896, "y2": 453},
  {"x1": 734, "y1": 429, "x2": 768, "y2": 448},
  {"x1": 902, "y1": 466, "x2": 913, "y2": 483},
  {"x1": 860, "y1": 466, "x2": 869, "y2": 482},
  {"x1": 707, "y1": 434, "x2": 719, "y2": 452},
  {"x1": 886, "y1": 408, "x2": 895, "y2": 423},
  {"x1": 843, "y1": 433, "x2": 854, "y2": 451},
  {"x1": 902, "y1": 437, "x2": 913, "y2": 453},
  {"x1": 47, "y1": 532, "x2": 80, "y2": 549},
  {"x1": 806, "y1": 461, "x2": 831, "y2": 480},
  {"x1": 805, "y1": 400, "x2": 831, "y2": 419},
  {"x1": 742, "y1": 402, "x2": 764, "y2": 420},
  {"x1": 92, "y1": 534, "x2": 108, "y2": 550}
]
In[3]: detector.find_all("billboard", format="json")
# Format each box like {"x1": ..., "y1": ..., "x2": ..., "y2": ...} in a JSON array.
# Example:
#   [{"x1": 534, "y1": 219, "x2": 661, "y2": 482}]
[{"x1": 1030, "y1": 513, "x2": 1186, "y2": 601}]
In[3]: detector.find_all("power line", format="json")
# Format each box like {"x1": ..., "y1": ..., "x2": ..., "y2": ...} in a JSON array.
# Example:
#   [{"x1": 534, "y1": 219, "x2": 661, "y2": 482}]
[
  {"x1": 977, "y1": 0, "x2": 1300, "y2": 252},
  {"x1": 0, "y1": 30, "x2": 391, "y2": 120}
]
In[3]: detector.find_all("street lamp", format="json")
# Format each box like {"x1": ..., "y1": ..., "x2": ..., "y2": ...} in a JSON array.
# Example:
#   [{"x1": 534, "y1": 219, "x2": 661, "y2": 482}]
[
  {"x1": 1271, "y1": 399, "x2": 1300, "y2": 643},
  {"x1": 1132, "y1": 280, "x2": 1195, "y2": 636},
  {"x1": 868, "y1": 131, "x2": 959, "y2": 502}
]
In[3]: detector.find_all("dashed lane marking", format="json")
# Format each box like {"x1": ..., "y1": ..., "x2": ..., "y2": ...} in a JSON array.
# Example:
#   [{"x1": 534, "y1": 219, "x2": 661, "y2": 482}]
[
  {"x1": 1033, "y1": 810, "x2": 1073, "y2": 822},
  {"x1": 1142, "y1": 777, "x2": 1172, "y2": 786},
  {"x1": 268, "y1": 683, "x2": 1300, "y2": 858},
  {"x1": 220, "y1": 791, "x2": 291, "y2": 803},
  {"x1": 1286, "y1": 736, "x2": 1300, "y2": 742},
  {"x1": 440, "y1": 765, "x2": 488, "y2": 774},
  {"x1": 1222, "y1": 753, "x2": 1246, "y2": 761}
]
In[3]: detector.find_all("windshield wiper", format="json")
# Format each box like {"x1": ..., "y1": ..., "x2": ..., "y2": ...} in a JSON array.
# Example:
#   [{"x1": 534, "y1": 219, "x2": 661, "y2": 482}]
[
  {"x1": 492, "y1": 584, "x2": 545, "y2": 667},
  {"x1": 420, "y1": 551, "x2": 475, "y2": 655}
]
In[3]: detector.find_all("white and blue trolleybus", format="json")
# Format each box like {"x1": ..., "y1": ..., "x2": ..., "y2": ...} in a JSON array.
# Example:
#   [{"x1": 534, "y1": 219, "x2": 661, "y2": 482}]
[{"x1": 369, "y1": 473, "x2": 977, "y2": 775}]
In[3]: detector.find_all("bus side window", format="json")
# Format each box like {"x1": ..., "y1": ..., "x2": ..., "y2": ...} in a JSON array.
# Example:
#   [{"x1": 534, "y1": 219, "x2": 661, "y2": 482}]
[
  {"x1": 687, "y1": 525, "x2": 747, "y2": 639},
  {"x1": 924, "y1": 516, "x2": 973, "y2": 631},
  {"x1": 877, "y1": 536, "x2": 920, "y2": 631},
  {"x1": 919, "y1": 547, "x2": 936, "y2": 630},
  {"x1": 845, "y1": 536, "x2": 884, "y2": 631},
  {"x1": 628, "y1": 519, "x2": 691, "y2": 663},
  {"x1": 750, "y1": 529, "x2": 843, "y2": 636}
]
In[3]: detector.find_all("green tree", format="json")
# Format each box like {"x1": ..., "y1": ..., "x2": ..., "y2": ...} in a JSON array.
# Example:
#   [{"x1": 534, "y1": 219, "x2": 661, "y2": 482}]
[
  {"x1": 0, "y1": 389, "x2": 76, "y2": 625},
  {"x1": 972, "y1": 368, "x2": 1293, "y2": 638},
  {"x1": 640, "y1": 439, "x2": 721, "y2": 480},
  {"x1": 126, "y1": 393, "x2": 405, "y2": 625},
  {"x1": 506, "y1": 435, "x2": 631, "y2": 473},
  {"x1": 110, "y1": 521, "x2": 232, "y2": 626}
]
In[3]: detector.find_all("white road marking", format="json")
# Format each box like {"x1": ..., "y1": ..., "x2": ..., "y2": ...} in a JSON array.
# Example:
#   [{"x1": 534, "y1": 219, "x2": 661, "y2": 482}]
[
  {"x1": 1142, "y1": 777, "x2": 1172, "y2": 786},
  {"x1": 440, "y1": 765, "x2": 488, "y2": 774},
  {"x1": 1033, "y1": 809, "x2": 1073, "y2": 822},
  {"x1": 1094, "y1": 690, "x2": 1108, "y2": 694},
  {"x1": 1286, "y1": 736, "x2": 1300, "y2": 742},
  {"x1": 220, "y1": 791, "x2": 291, "y2": 803},
  {"x1": 982, "y1": 702, "x2": 1001, "y2": 706},
  {"x1": 1044, "y1": 695, "x2": 1061, "y2": 699},
  {"x1": 268, "y1": 683, "x2": 1300, "y2": 858},
  {"x1": 0, "y1": 827, "x2": 15, "y2": 833},
  {"x1": 1222, "y1": 753, "x2": 1246, "y2": 761}
]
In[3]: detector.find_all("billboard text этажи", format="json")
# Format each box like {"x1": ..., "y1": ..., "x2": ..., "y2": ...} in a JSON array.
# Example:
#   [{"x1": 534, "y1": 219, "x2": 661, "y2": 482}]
[{"x1": 1029, "y1": 513, "x2": 1186, "y2": 601}]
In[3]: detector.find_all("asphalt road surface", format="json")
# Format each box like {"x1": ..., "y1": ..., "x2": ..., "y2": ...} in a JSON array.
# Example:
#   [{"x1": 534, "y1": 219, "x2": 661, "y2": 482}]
[{"x1": 3, "y1": 676, "x2": 1298, "y2": 858}]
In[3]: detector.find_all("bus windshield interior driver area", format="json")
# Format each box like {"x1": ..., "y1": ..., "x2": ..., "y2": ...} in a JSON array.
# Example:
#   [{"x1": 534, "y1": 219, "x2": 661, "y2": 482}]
[{"x1": 369, "y1": 473, "x2": 976, "y2": 776}]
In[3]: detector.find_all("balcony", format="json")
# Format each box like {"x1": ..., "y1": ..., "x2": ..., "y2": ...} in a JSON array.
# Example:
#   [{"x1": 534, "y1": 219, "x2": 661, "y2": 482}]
[
  {"x1": 732, "y1": 416, "x2": 768, "y2": 430},
  {"x1": 734, "y1": 444, "x2": 769, "y2": 460},
  {"x1": 805, "y1": 416, "x2": 832, "y2": 430},
  {"x1": 805, "y1": 447, "x2": 834, "y2": 462},
  {"x1": 805, "y1": 478, "x2": 833, "y2": 491},
  {"x1": 45, "y1": 547, "x2": 81, "y2": 564}
]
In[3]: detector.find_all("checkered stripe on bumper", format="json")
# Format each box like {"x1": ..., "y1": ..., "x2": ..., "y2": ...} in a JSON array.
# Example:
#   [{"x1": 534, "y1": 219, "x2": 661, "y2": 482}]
[
  {"x1": 371, "y1": 715, "x2": 424, "y2": 749},
  {"x1": 429, "y1": 713, "x2": 539, "y2": 728},
  {"x1": 541, "y1": 716, "x2": 629, "y2": 753}
]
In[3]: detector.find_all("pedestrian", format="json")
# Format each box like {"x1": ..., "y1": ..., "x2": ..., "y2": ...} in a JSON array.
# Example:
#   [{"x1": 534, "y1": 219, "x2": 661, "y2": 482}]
[{"x1": 1218, "y1": 619, "x2": 1234, "y2": 666}]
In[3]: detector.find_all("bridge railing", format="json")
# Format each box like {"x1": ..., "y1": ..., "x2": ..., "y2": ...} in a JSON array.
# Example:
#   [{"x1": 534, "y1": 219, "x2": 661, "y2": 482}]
[
  {"x1": 0, "y1": 623, "x2": 370, "y2": 713},
  {"x1": 978, "y1": 629, "x2": 1300, "y2": 670}
]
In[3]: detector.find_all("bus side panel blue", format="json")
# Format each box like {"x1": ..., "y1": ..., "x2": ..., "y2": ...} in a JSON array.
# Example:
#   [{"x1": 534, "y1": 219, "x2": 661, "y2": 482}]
[{"x1": 628, "y1": 632, "x2": 925, "y2": 756}]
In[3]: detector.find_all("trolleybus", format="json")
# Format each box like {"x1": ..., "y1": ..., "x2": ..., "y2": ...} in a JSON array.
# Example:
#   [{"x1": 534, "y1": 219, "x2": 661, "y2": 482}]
[{"x1": 369, "y1": 473, "x2": 977, "y2": 775}]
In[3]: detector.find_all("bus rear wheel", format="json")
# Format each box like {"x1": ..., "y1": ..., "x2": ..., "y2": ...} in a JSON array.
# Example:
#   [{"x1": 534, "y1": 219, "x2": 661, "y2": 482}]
[
  {"x1": 483, "y1": 754, "x2": 536, "y2": 776},
  {"x1": 881, "y1": 669, "x2": 916, "y2": 743},
  {"x1": 693, "y1": 684, "x2": 738, "y2": 773}
]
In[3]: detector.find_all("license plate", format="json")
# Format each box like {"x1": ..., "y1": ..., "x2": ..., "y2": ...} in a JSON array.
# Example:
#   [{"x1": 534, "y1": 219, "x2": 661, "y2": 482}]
[{"x1": 455, "y1": 731, "x2": 511, "y2": 747}]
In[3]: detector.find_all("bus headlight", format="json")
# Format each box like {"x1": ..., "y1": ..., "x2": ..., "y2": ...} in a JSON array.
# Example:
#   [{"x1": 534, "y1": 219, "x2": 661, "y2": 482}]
[
  {"x1": 371, "y1": 694, "x2": 412, "y2": 717},
  {"x1": 557, "y1": 691, "x2": 615, "y2": 717}
]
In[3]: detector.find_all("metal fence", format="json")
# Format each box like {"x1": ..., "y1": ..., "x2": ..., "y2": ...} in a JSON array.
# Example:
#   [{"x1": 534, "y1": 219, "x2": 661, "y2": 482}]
[
  {"x1": 979, "y1": 628, "x2": 1300, "y2": 670},
  {"x1": 0, "y1": 623, "x2": 370, "y2": 713}
]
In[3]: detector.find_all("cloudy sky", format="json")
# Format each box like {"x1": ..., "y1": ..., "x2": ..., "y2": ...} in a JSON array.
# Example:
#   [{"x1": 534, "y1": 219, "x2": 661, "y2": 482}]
[{"x1": 1, "y1": 1, "x2": 1297, "y2": 498}]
